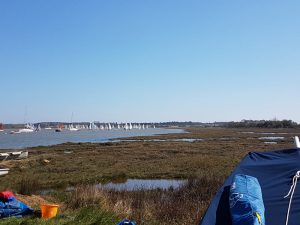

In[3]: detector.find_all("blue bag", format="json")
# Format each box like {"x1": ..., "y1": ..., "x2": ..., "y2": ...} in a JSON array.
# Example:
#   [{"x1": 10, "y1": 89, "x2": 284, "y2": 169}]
[
  {"x1": 0, "y1": 197, "x2": 33, "y2": 218},
  {"x1": 117, "y1": 219, "x2": 136, "y2": 225},
  {"x1": 229, "y1": 174, "x2": 265, "y2": 225}
]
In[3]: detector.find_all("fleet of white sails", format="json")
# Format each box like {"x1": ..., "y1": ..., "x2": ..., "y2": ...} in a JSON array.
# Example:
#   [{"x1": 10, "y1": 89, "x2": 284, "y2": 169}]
[
  {"x1": 63, "y1": 122, "x2": 155, "y2": 131},
  {"x1": 7, "y1": 122, "x2": 156, "y2": 133}
]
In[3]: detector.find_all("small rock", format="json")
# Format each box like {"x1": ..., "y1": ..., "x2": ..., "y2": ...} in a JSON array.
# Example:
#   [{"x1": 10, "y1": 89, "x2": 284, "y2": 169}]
[{"x1": 43, "y1": 159, "x2": 50, "y2": 164}]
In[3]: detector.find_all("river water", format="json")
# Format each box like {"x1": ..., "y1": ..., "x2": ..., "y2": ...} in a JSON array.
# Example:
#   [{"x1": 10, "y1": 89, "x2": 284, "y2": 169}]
[{"x1": 0, "y1": 128, "x2": 183, "y2": 149}]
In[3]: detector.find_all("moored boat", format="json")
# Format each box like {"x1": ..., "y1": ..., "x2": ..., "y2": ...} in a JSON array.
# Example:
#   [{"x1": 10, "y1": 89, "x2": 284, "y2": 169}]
[
  {"x1": 0, "y1": 151, "x2": 28, "y2": 161},
  {"x1": 18, "y1": 123, "x2": 35, "y2": 133},
  {"x1": 18, "y1": 128, "x2": 34, "y2": 133},
  {"x1": 69, "y1": 124, "x2": 79, "y2": 131},
  {"x1": 0, "y1": 168, "x2": 9, "y2": 176},
  {"x1": 55, "y1": 124, "x2": 64, "y2": 132}
]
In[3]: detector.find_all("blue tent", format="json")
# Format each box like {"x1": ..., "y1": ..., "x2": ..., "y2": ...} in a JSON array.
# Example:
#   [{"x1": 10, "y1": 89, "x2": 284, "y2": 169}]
[{"x1": 200, "y1": 148, "x2": 300, "y2": 225}]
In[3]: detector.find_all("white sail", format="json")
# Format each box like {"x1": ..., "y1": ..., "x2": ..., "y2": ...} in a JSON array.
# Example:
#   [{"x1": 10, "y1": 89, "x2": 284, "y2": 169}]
[
  {"x1": 89, "y1": 122, "x2": 98, "y2": 130},
  {"x1": 69, "y1": 124, "x2": 79, "y2": 131},
  {"x1": 35, "y1": 124, "x2": 41, "y2": 131}
]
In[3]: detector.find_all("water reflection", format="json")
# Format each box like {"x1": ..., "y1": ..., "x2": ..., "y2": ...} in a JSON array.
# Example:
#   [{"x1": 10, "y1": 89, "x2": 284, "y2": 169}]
[{"x1": 97, "y1": 179, "x2": 187, "y2": 191}]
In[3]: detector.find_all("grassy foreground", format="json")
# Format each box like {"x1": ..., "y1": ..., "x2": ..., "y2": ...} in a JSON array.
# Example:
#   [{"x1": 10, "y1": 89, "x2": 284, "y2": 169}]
[
  {"x1": 0, "y1": 127, "x2": 298, "y2": 224},
  {"x1": 0, "y1": 208, "x2": 119, "y2": 225}
]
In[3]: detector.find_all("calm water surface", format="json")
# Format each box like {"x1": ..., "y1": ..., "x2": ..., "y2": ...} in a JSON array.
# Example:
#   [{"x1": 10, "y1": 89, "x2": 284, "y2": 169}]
[
  {"x1": 98, "y1": 179, "x2": 187, "y2": 191},
  {"x1": 112, "y1": 138, "x2": 203, "y2": 143},
  {"x1": 0, "y1": 128, "x2": 183, "y2": 149},
  {"x1": 258, "y1": 136, "x2": 285, "y2": 140}
]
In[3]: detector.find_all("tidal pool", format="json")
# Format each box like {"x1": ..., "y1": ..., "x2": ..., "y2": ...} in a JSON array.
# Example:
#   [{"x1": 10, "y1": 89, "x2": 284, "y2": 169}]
[
  {"x1": 112, "y1": 138, "x2": 203, "y2": 143},
  {"x1": 258, "y1": 137, "x2": 285, "y2": 140},
  {"x1": 97, "y1": 179, "x2": 187, "y2": 191}
]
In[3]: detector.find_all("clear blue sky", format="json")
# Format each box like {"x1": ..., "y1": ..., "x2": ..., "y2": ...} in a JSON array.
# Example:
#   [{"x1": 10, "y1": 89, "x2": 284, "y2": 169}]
[{"x1": 1, "y1": 0, "x2": 300, "y2": 123}]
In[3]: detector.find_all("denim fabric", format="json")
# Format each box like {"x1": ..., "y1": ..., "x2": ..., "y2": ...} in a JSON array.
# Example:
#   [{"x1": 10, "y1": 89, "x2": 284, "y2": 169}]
[{"x1": 230, "y1": 174, "x2": 265, "y2": 225}]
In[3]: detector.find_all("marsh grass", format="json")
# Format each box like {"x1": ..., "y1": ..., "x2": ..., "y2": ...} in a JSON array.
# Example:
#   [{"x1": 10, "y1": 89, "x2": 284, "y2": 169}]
[
  {"x1": 67, "y1": 185, "x2": 107, "y2": 209},
  {"x1": 18, "y1": 175, "x2": 42, "y2": 195},
  {"x1": 64, "y1": 176, "x2": 222, "y2": 225},
  {"x1": 0, "y1": 207, "x2": 119, "y2": 225}
]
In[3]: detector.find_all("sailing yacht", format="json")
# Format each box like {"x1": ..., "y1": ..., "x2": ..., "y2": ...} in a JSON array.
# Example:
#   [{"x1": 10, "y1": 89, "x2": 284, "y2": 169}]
[
  {"x1": 69, "y1": 113, "x2": 79, "y2": 131},
  {"x1": 89, "y1": 122, "x2": 98, "y2": 130},
  {"x1": 69, "y1": 124, "x2": 79, "y2": 131},
  {"x1": 18, "y1": 123, "x2": 35, "y2": 133}
]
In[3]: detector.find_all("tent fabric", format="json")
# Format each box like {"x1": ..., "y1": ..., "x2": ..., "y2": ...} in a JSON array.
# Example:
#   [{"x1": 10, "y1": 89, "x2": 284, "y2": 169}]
[
  {"x1": 200, "y1": 148, "x2": 300, "y2": 225},
  {"x1": 0, "y1": 196, "x2": 33, "y2": 218},
  {"x1": 230, "y1": 174, "x2": 265, "y2": 225}
]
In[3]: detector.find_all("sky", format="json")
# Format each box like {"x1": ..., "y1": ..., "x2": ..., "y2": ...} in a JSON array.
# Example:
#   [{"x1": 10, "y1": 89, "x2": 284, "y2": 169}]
[{"x1": 1, "y1": 0, "x2": 300, "y2": 123}]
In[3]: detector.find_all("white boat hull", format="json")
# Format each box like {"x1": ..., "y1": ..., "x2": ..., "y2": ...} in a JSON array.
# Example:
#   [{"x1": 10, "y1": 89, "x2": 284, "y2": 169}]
[
  {"x1": 0, "y1": 151, "x2": 28, "y2": 161},
  {"x1": 0, "y1": 168, "x2": 9, "y2": 176},
  {"x1": 18, "y1": 128, "x2": 34, "y2": 133}
]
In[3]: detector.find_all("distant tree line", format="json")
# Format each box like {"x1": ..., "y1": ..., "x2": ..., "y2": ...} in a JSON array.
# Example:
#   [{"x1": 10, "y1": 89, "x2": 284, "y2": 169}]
[
  {"x1": 154, "y1": 121, "x2": 205, "y2": 127},
  {"x1": 226, "y1": 119, "x2": 299, "y2": 128}
]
